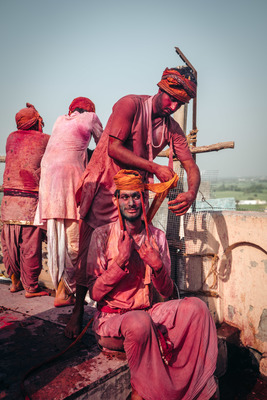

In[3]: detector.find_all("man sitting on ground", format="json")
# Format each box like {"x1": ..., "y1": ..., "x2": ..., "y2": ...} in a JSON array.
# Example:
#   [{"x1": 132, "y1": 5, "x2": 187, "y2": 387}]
[{"x1": 84, "y1": 170, "x2": 218, "y2": 400}]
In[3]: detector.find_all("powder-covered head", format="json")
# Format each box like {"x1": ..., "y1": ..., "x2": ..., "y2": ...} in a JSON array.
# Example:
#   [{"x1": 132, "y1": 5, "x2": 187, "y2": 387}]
[
  {"x1": 114, "y1": 169, "x2": 145, "y2": 192},
  {"x1": 68, "y1": 97, "x2": 95, "y2": 115},
  {"x1": 157, "y1": 67, "x2": 197, "y2": 103},
  {"x1": 113, "y1": 169, "x2": 178, "y2": 237},
  {"x1": 15, "y1": 103, "x2": 44, "y2": 132}
]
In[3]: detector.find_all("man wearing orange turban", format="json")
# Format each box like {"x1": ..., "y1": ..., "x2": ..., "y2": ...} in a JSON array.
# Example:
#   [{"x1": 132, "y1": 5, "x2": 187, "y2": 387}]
[
  {"x1": 34, "y1": 97, "x2": 103, "y2": 307},
  {"x1": 84, "y1": 169, "x2": 218, "y2": 400},
  {"x1": 65, "y1": 67, "x2": 201, "y2": 339},
  {"x1": 1, "y1": 103, "x2": 49, "y2": 297}
]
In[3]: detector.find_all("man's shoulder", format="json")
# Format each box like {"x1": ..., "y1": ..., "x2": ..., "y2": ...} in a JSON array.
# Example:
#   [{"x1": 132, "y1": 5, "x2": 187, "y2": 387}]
[
  {"x1": 115, "y1": 94, "x2": 150, "y2": 107},
  {"x1": 148, "y1": 224, "x2": 167, "y2": 240},
  {"x1": 93, "y1": 220, "x2": 119, "y2": 236},
  {"x1": 6, "y1": 130, "x2": 49, "y2": 144}
]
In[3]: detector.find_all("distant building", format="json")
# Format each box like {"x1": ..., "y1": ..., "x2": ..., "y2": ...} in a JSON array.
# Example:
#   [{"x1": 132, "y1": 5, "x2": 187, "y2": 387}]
[{"x1": 238, "y1": 200, "x2": 266, "y2": 205}]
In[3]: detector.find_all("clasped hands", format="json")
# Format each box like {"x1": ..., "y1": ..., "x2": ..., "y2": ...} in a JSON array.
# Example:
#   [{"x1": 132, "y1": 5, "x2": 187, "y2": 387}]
[{"x1": 115, "y1": 231, "x2": 163, "y2": 272}]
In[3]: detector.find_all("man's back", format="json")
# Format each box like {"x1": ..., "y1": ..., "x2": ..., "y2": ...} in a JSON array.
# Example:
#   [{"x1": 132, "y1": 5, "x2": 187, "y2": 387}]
[
  {"x1": 3, "y1": 129, "x2": 49, "y2": 192},
  {"x1": 2, "y1": 129, "x2": 49, "y2": 224}
]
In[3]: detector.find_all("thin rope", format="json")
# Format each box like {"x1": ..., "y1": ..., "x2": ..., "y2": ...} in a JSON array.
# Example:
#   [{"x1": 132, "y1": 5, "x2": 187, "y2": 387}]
[{"x1": 21, "y1": 317, "x2": 94, "y2": 400}]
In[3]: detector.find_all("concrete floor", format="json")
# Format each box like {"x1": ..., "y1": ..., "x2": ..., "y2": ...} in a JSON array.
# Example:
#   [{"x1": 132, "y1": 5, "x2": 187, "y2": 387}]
[
  {"x1": 0, "y1": 279, "x2": 267, "y2": 400},
  {"x1": 0, "y1": 280, "x2": 130, "y2": 400}
]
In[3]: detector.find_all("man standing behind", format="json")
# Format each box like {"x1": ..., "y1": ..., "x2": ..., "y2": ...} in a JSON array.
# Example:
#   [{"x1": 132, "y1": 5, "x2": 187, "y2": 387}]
[
  {"x1": 85, "y1": 170, "x2": 218, "y2": 400},
  {"x1": 65, "y1": 67, "x2": 201, "y2": 338},
  {"x1": 1, "y1": 103, "x2": 49, "y2": 297},
  {"x1": 34, "y1": 97, "x2": 103, "y2": 307}
]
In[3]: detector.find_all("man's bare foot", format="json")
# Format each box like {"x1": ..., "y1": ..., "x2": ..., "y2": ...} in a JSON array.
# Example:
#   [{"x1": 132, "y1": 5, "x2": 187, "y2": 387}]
[
  {"x1": 54, "y1": 294, "x2": 75, "y2": 307},
  {"x1": 10, "y1": 274, "x2": 23, "y2": 293},
  {"x1": 64, "y1": 308, "x2": 83, "y2": 339},
  {"x1": 126, "y1": 386, "x2": 144, "y2": 400},
  {"x1": 25, "y1": 289, "x2": 50, "y2": 298}
]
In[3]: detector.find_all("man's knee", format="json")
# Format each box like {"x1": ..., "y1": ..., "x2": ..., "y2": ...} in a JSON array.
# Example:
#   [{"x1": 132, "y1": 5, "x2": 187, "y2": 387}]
[
  {"x1": 121, "y1": 311, "x2": 153, "y2": 344},
  {"x1": 182, "y1": 297, "x2": 210, "y2": 320}
]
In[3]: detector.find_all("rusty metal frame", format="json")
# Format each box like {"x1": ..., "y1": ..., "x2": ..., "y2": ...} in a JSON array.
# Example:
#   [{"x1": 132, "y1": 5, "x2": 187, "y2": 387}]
[{"x1": 175, "y1": 47, "x2": 197, "y2": 140}]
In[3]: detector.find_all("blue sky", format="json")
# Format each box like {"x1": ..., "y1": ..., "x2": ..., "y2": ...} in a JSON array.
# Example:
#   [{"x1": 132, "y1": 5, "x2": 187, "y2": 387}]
[{"x1": 0, "y1": 0, "x2": 266, "y2": 178}]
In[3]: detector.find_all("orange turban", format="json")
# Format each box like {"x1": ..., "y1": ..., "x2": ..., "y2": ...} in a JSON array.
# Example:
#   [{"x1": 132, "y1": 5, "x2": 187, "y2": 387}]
[
  {"x1": 157, "y1": 67, "x2": 197, "y2": 104},
  {"x1": 15, "y1": 103, "x2": 44, "y2": 132},
  {"x1": 114, "y1": 169, "x2": 178, "y2": 237},
  {"x1": 68, "y1": 97, "x2": 95, "y2": 115}
]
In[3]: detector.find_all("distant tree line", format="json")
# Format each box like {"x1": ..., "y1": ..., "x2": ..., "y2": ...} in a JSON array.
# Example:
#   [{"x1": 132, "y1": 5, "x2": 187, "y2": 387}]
[{"x1": 214, "y1": 183, "x2": 266, "y2": 193}]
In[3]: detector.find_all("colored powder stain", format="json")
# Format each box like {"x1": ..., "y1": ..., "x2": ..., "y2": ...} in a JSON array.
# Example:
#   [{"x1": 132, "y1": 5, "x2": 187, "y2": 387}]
[
  {"x1": 249, "y1": 261, "x2": 258, "y2": 269},
  {"x1": 256, "y1": 309, "x2": 267, "y2": 342},
  {"x1": 228, "y1": 305, "x2": 235, "y2": 321},
  {"x1": 0, "y1": 313, "x2": 19, "y2": 329}
]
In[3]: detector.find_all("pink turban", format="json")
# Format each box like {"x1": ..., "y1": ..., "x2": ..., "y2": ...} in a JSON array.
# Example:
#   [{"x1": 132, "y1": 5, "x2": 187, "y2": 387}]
[
  {"x1": 68, "y1": 97, "x2": 95, "y2": 115},
  {"x1": 15, "y1": 103, "x2": 44, "y2": 132}
]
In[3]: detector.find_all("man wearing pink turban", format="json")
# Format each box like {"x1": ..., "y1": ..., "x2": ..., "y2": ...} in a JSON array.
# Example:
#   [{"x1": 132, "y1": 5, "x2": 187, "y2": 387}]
[
  {"x1": 34, "y1": 97, "x2": 103, "y2": 307},
  {"x1": 1, "y1": 103, "x2": 50, "y2": 297}
]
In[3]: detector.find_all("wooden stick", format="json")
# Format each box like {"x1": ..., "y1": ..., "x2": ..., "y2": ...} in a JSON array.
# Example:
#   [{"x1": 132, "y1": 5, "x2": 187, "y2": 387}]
[{"x1": 157, "y1": 141, "x2": 235, "y2": 158}]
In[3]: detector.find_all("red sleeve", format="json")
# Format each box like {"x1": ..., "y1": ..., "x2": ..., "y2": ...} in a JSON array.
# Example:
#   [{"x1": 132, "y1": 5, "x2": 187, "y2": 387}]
[{"x1": 168, "y1": 117, "x2": 193, "y2": 162}]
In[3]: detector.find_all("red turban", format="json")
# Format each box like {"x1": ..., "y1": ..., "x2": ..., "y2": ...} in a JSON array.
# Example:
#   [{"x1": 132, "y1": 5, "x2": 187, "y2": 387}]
[
  {"x1": 15, "y1": 103, "x2": 44, "y2": 132},
  {"x1": 68, "y1": 97, "x2": 95, "y2": 115},
  {"x1": 157, "y1": 68, "x2": 197, "y2": 103}
]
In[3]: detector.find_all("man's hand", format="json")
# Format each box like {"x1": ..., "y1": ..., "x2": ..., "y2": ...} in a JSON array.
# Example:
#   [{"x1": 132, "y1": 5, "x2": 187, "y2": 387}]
[
  {"x1": 115, "y1": 231, "x2": 133, "y2": 268},
  {"x1": 137, "y1": 238, "x2": 163, "y2": 272},
  {"x1": 168, "y1": 190, "x2": 196, "y2": 216},
  {"x1": 154, "y1": 165, "x2": 175, "y2": 183}
]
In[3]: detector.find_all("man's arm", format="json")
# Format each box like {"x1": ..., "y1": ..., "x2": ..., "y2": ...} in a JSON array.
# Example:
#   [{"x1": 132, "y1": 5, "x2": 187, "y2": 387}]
[
  {"x1": 168, "y1": 158, "x2": 200, "y2": 216},
  {"x1": 87, "y1": 230, "x2": 133, "y2": 302},
  {"x1": 138, "y1": 237, "x2": 173, "y2": 298},
  {"x1": 108, "y1": 97, "x2": 174, "y2": 182},
  {"x1": 92, "y1": 114, "x2": 103, "y2": 144}
]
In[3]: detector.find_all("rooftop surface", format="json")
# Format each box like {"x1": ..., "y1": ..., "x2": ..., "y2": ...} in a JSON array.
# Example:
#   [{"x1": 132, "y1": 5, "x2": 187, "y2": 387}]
[{"x1": 0, "y1": 280, "x2": 266, "y2": 400}]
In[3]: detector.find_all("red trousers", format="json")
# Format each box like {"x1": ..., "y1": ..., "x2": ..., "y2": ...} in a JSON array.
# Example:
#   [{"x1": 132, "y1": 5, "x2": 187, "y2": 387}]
[{"x1": 1, "y1": 224, "x2": 42, "y2": 292}]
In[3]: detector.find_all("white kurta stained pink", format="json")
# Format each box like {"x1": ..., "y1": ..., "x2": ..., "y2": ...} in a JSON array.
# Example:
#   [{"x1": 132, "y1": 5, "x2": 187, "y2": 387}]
[
  {"x1": 35, "y1": 111, "x2": 102, "y2": 223},
  {"x1": 34, "y1": 110, "x2": 103, "y2": 293}
]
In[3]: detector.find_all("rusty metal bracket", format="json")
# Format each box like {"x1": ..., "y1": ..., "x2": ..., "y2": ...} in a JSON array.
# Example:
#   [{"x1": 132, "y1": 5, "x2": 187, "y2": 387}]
[{"x1": 175, "y1": 47, "x2": 197, "y2": 142}]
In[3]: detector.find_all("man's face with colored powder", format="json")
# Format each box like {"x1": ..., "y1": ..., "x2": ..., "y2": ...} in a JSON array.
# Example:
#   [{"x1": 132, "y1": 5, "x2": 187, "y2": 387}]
[
  {"x1": 118, "y1": 190, "x2": 143, "y2": 222},
  {"x1": 152, "y1": 90, "x2": 184, "y2": 118}
]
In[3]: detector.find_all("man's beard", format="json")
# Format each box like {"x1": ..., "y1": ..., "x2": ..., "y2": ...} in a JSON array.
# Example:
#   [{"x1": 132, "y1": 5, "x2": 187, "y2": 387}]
[{"x1": 120, "y1": 207, "x2": 142, "y2": 222}]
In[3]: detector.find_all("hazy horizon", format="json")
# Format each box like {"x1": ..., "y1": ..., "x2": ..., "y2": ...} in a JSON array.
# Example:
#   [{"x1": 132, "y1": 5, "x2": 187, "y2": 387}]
[{"x1": 0, "y1": 0, "x2": 266, "y2": 178}]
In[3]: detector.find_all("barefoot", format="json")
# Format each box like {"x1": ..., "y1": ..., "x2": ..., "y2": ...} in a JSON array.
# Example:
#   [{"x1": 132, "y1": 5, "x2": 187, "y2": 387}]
[
  {"x1": 54, "y1": 294, "x2": 75, "y2": 307},
  {"x1": 126, "y1": 387, "x2": 144, "y2": 400},
  {"x1": 10, "y1": 274, "x2": 23, "y2": 293},
  {"x1": 25, "y1": 290, "x2": 50, "y2": 298},
  {"x1": 10, "y1": 281, "x2": 24, "y2": 293},
  {"x1": 64, "y1": 308, "x2": 83, "y2": 339}
]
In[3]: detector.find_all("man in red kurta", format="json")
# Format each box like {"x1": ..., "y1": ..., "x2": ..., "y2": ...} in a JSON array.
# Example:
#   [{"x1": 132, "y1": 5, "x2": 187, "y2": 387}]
[
  {"x1": 85, "y1": 170, "x2": 218, "y2": 400},
  {"x1": 1, "y1": 103, "x2": 50, "y2": 297},
  {"x1": 65, "y1": 67, "x2": 201, "y2": 338}
]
